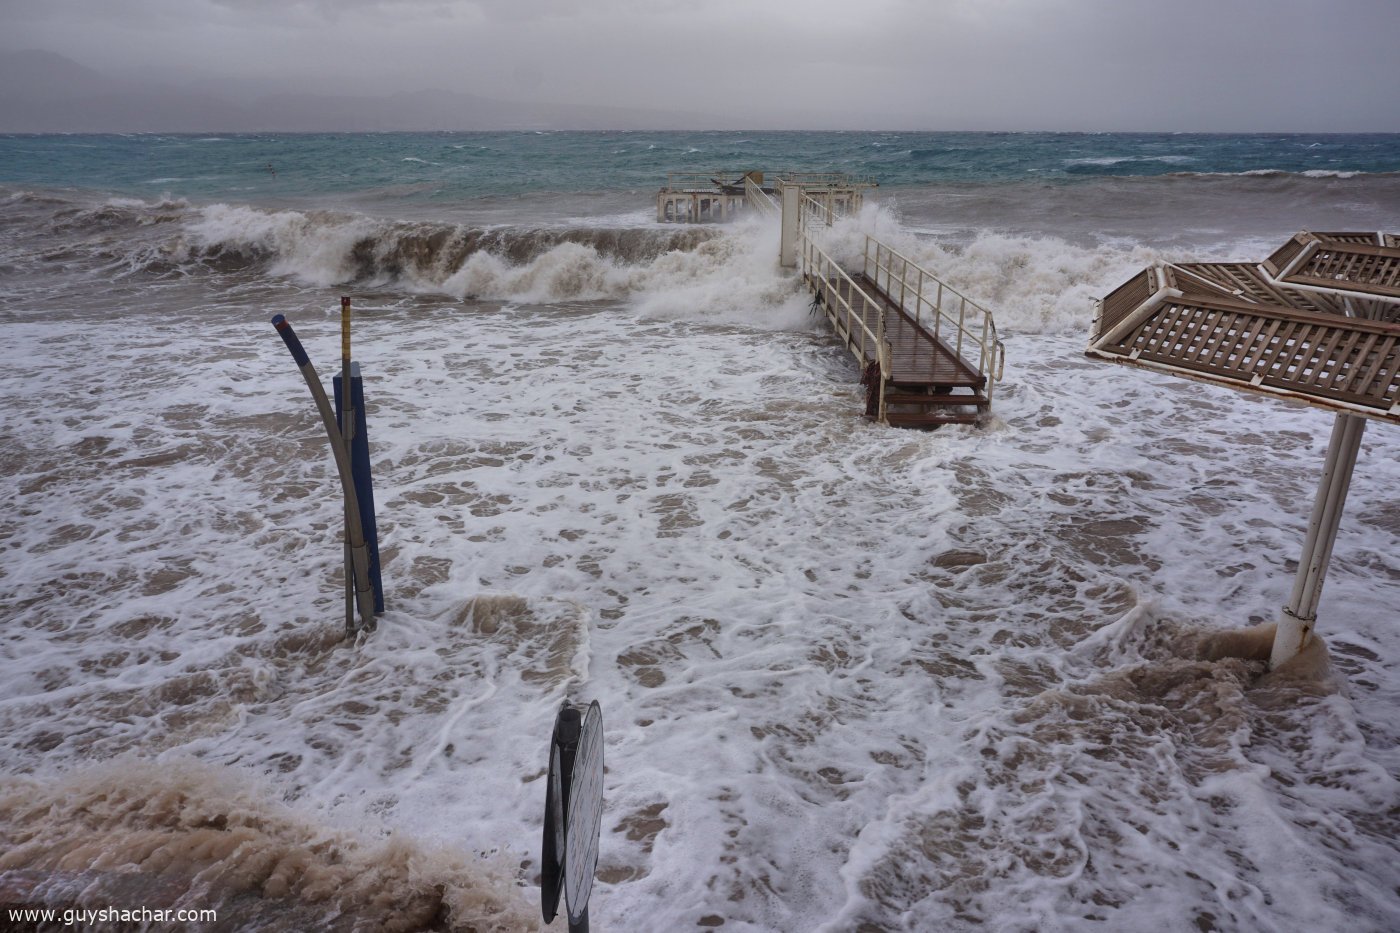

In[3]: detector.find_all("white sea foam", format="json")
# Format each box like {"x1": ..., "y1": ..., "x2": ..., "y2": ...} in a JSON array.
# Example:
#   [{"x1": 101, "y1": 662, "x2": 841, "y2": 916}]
[
  {"x1": 816, "y1": 203, "x2": 1171, "y2": 334},
  {"x1": 5, "y1": 189, "x2": 1399, "y2": 930},
  {"x1": 1185, "y1": 168, "x2": 1375, "y2": 179},
  {"x1": 170, "y1": 201, "x2": 1175, "y2": 335},
  {"x1": 1065, "y1": 155, "x2": 1195, "y2": 167}
]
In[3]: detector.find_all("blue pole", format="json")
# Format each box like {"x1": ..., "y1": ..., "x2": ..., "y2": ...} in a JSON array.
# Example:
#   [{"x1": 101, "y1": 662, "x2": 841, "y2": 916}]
[
  {"x1": 335, "y1": 363, "x2": 384, "y2": 615},
  {"x1": 271, "y1": 314, "x2": 377, "y2": 635}
]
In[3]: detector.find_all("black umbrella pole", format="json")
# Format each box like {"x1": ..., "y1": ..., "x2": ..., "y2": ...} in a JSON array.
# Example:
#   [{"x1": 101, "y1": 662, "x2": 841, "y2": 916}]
[{"x1": 272, "y1": 314, "x2": 377, "y2": 636}]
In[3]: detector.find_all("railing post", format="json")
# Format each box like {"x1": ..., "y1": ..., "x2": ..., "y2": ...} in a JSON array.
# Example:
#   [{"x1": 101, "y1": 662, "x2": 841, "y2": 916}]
[
  {"x1": 957, "y1": 296, "x2": 966, "y2": 360},
  {"x1": 860, "y1": 295, "x2": 868, "y2": 358},
  {"x1": 935, "y1": 282, "x2": 943, "y2": 341},
  {"x1": 898, "y1": 255, "x2": 908, "y2": 317},
  {"x1": 917, "y1": 269, "x2": 925, "y2": 328},
  {"x1": 878, "y1": 340, "x2": 890, "y2": 425},
  {"x1": 981, "y1": 315, "x2": 991, "y2": 376},
  {"x1": 875, "y1": 298, "x2": 885, "y2": 418}
]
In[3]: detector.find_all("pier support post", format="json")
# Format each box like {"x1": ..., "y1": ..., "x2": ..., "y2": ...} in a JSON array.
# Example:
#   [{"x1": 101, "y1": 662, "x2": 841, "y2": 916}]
[
  {"x1": 1270, "y1": 411, "x2": 1367, "y2": 669},
  {"x1": 780, "y1": 184, "x2": 800, "y2": 268}
]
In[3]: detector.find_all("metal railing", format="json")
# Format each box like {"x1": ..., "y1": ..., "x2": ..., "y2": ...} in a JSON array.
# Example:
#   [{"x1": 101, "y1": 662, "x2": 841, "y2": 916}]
[
  {"x1": 662, "y1": 171, "x2": 747, "y2": 191},
  {"x1": 863, "y1": 237, "x2": 1005, "y2": 403},
  {"x1": 799, "y1": 192, "x2": 838, "y2": 228},
  {"x1": 745, "y1": 176, "x2": 779, "y2": 218},
  {"x1": 776, "y1": 171, "x2": 878, "y2": 189},
  {"x1": 799, "y1": 230, "x2": 891, "y2": 423}
]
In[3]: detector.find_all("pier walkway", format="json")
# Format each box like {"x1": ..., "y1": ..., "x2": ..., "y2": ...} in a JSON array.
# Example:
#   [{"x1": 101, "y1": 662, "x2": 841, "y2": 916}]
[
  {"x1": 657, "y1": 170, "x2": 1005, "y2": 427},
  {"x1": 790, "y1": 186, "x2": 1004, "y2": 427}
]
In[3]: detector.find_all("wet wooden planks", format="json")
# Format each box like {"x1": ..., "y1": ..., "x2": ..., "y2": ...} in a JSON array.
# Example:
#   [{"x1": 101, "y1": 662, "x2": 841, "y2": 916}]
[{"x1": 828, "y1": 274, "x2": 983, "y2": 387}]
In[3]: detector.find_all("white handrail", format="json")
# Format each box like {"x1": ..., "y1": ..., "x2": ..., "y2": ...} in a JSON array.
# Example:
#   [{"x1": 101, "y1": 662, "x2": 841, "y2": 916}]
[
  {"x1": 862, "y1": 236, "x2": 1004, "y2": 404},
  {"x1": 745, "y1": 176, "x2": 779, "y2": 218},
  {"x1": 799, "y1": 232, "x2": 891, "y2": 422},
  {"x1": 799, "y1": 192, "x2": 838, "y2": 229},
  {"x1": 789, "y1": 180, "x2": 1003, "y2": 417}
]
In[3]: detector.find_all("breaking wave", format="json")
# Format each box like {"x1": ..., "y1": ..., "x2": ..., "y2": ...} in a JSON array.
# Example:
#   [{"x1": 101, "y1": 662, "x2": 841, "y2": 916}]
[
  {"x1": 814, "y1": 205, "x2": 1173, "y2": 334},
  {"x1": 169, "y1": 200, "x2": 1182, "y2": 334},
  {"x1": 2, "y1": 189, "x2": 1311, "y2": 336},
  {"x1": 177, "y1": 203, "x2": 721, "y2": 290},
  {"x1": 1166, "y1": 169, "x2": 1395, "y2": 180}
]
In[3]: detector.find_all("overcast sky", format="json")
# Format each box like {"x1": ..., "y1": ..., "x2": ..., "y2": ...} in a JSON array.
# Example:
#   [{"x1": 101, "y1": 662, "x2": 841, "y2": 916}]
[{"x1": 4, "y1": 0, "x2": 1400, "y2": 131}]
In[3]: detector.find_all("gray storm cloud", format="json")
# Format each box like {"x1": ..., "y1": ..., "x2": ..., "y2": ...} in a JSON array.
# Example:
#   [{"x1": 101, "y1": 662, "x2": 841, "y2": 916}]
[{"x1": 1, "y1": 0, "x2": 1398, "y2": 130}]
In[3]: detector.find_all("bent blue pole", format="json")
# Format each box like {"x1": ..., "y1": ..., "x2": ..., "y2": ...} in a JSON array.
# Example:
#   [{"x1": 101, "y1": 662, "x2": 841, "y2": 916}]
[
  {"x1": 335, "y1": 364, "x2": 384, "y2": 614},
  {"x1": 272, "y1": 314, "x2": 377, "y2": 636}
]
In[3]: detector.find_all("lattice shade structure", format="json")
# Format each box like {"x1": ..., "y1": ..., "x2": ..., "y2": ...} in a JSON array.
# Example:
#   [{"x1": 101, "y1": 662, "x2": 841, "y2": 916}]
[
  {"x1": 1088, "y1": 237, "x2": 1400, "y2": 426},
  {"x1": 1087, "y1": 231, "x2": 1400, "y2": 670},
  {"x1": 1264, "y1": 231, "x2": 1400, "y2": 319}
]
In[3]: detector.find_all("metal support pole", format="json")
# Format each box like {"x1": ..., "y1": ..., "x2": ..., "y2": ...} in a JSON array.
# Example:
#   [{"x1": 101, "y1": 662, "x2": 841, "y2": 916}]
[
  {"x1": 1270, "y1": 411, "x2": 1367, "y2": 669},
  {"x1": 779, "y1": 184, "x2": 800, "y2": 268},
  {"x1": 917, "y1": 268, "x2": 925, "y2": 328}
]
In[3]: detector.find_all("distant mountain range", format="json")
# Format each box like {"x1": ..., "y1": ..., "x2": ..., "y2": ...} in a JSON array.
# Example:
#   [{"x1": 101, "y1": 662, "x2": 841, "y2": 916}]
[{"x1": 0, "y1": 50, "x2": 736, "y2": 132}]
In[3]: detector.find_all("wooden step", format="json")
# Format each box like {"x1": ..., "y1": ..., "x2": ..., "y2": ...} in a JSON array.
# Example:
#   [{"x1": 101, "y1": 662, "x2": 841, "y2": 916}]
[
  {"x1": 886, "y1": 411, "x2": 981, "y2": 427},
  {"x1": 887, "y1": 375, "x2": 987, "y2": 392},
  {"x1": 884, "y1": 391, "x2": 989, "y2": 407}
]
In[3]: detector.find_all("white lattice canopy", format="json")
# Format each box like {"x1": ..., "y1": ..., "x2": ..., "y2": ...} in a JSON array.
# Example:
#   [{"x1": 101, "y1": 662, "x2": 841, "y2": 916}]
[{"x1": 1087, "y1": 232, "x2": 1400, "y2": 425}]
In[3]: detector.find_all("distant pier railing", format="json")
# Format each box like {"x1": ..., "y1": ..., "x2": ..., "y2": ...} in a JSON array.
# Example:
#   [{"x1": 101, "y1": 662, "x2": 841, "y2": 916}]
[{"x1": 658, "y1": 170, "x2": 872, "y2": 225}]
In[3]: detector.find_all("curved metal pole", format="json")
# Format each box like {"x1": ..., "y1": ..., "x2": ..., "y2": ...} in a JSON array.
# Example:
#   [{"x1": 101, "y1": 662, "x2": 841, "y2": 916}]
[{"x1": 272, "y1": 314, "x2": 377, "y2": 636}]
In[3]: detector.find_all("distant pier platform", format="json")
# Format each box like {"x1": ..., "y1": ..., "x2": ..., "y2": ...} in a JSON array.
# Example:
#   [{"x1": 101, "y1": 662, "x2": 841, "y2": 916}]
[{"x1": 656, "y1": 170, "x2": 874, "y2": 224}]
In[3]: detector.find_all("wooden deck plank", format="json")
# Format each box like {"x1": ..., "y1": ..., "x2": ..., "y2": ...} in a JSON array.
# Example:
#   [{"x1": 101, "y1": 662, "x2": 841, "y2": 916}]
[{"x1": 826, "y1": 274, "x2": 983, "y2": 387}]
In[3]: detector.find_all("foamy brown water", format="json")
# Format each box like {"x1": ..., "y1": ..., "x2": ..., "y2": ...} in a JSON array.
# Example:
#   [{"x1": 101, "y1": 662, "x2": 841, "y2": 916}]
[
  {"x1": 0, "y1": 758, "x2": 533, "y2": 931},
  {"x1": 2, "y1": 184, "x2": 1399, "y2": 931}
]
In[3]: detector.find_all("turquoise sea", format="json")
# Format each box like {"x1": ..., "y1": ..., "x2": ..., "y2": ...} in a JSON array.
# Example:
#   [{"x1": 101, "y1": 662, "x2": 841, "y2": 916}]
[{"x1": 3, "y1": 130, "x2": 1399, "y2": 202}]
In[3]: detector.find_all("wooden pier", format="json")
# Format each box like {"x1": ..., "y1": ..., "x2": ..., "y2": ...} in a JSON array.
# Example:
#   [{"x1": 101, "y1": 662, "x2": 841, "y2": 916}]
[
  {"x1": 655, "y1": 169, "x2": 1004, "y2": 427},
  {"x1": 793, "y1": 189, "x2": 1003, "y2": 428},
  {"x1": 814, "y1": 273, "x2": 989, "y2": 426}
]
